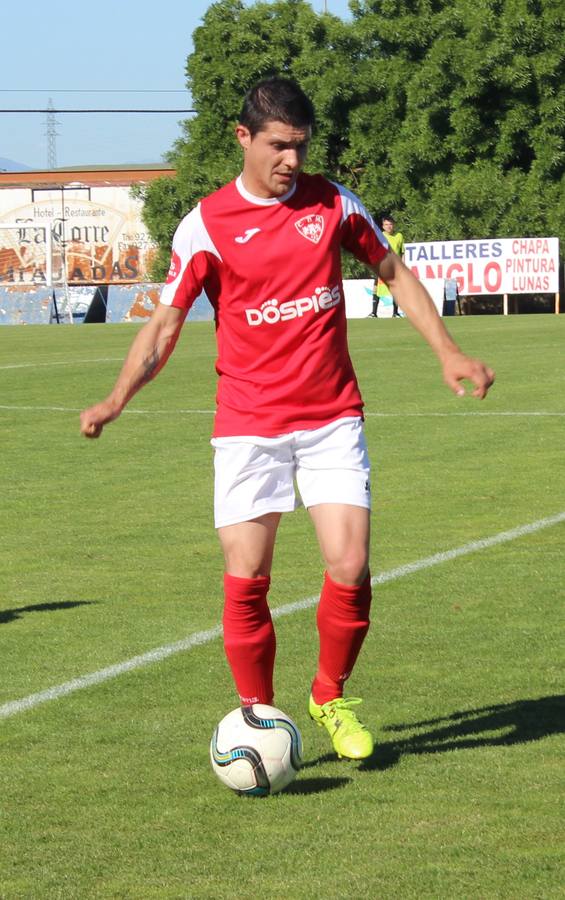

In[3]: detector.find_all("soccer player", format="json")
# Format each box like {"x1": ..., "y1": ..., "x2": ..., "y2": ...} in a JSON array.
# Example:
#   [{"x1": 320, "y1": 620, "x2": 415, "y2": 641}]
[{"x1": 80, "y1": 78, "x2": 494, "y2": 760}]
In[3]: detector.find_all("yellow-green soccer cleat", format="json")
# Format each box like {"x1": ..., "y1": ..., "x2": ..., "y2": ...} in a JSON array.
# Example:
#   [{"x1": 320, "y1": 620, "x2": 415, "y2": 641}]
[{"x1": 309, "y1": 695, "x2": 374, "y2": 760}]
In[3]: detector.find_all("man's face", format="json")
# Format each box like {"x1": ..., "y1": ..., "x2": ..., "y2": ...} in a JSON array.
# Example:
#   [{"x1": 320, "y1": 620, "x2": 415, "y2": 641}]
[
  {"x1": 382, "y1": 219, "x2": 395, "y2": 234},
  {"x1": 236, "y1": 119, "x2": 311, "y2": 198}
]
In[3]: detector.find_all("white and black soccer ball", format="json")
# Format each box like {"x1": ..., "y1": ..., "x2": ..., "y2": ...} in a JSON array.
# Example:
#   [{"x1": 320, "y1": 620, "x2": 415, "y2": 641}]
[{"x1": 210, "y1": 704, "x2": 303, "y2": 796}]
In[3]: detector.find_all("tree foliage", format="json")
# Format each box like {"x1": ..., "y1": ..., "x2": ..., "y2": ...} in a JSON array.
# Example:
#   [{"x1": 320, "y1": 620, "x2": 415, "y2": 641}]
[
  {"x1": 142, "y1": 0, "x2": 564, "y2": 279},
  {"x1": 351, "y1": 0, "x2": 565, "y2": 245}
]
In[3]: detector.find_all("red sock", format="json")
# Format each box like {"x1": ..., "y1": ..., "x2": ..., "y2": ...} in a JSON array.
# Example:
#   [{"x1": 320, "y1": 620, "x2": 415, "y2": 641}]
[
  {"x1": 312, "y1": 571, "x2": 372, "y2": 705},
  {"x1": 222, "y1": 573, "x2": 276, "y2": 705}
]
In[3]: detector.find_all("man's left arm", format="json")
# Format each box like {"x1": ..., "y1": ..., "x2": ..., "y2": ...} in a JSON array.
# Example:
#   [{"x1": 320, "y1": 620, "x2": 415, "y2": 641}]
[{"x1": 375, "y1": 251, "x2": 495, "y2": 399}]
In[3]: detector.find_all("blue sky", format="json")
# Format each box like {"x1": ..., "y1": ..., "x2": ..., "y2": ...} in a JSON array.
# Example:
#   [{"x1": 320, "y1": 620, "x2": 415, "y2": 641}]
[{"x1": 0, "y1": 0, "x2": 353, "y2": 171}]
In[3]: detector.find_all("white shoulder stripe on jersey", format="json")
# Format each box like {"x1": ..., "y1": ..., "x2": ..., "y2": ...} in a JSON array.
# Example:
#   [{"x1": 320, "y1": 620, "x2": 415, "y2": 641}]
[
  {"x1": 160, "y1": 204, "x2": 222, "y2": 306},
  {"x1": 331, "y1": 180, "x2": 389, "y2": 251}
]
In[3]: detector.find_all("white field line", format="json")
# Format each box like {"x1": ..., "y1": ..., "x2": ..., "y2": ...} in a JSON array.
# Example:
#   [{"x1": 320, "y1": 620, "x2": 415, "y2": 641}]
[
  {"x1": 0, "y1": 405, "x2": 218, "y2": 414},
  {"x1": 366, "y1": 411, "x2": 565, "y2": 418},
  {"x1": 0, "y1": 404, "x2": 564, "y2": 418},
  {"x1": 0, "y1": 358, "x2": 124, "y2": 371},
  {"x1": 1, "y1": 510, "x2": 564, "y2": 721}
]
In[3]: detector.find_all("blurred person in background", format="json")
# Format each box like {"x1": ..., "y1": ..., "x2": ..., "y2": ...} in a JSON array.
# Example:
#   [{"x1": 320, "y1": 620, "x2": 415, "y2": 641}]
[{"x1": 369, "y1": 212, "x2": 405, "y2": 318}]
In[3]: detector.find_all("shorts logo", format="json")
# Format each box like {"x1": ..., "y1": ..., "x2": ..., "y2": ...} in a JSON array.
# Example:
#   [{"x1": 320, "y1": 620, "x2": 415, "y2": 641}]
[
  {"x1": 165, "y1": 250, "x2": 181, "y2": 283},
  {"x1": 295, "y1": 214, "x2": 324, "y2": 244},
  {"x1": 245, "y1": 285, "x2": 341, "y2": 326}
]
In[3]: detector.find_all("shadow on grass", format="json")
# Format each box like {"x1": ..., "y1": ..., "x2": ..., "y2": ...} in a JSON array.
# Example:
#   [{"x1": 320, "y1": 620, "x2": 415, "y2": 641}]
[
  {"x1": 360, "y1": 694, "x2": 565, "y2": 772},
  {"x1": 301, "y1": 753, "x2": 336, "y2": 770},
  {"x1": 0, "y1": 601, "x2": 95, "y2": 624},
  {"x1": 286, "y1": 776, "x2": 351, "y2": 795}
]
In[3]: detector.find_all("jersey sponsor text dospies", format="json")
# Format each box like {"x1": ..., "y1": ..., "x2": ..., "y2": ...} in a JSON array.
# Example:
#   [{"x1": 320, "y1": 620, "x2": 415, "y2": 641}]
[{"x1": 246, "y1": 285, "x2": 341, "y2": 326}]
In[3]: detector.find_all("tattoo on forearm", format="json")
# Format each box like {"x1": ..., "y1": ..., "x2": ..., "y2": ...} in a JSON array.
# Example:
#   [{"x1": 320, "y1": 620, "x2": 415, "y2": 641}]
[{"x1": 140, "y1": 349, "x2": 160, "y2": 384}]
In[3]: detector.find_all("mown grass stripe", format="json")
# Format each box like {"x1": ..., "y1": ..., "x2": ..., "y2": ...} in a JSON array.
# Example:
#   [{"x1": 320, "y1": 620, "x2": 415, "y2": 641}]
[{"x1": 1, "y1": 510, "x2": 563, "y2": 722}]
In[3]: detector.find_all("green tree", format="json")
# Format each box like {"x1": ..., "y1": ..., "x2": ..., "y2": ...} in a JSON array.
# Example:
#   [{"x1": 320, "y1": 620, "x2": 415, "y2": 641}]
[
  {"x1": 141, "y1": 0, "x2": 564, "y2": 280},
  {"x1": 349, "y1": 0, "x2": 565, "y2": 244},
  {"x1": 142, "y1": 0, "x2": 365, "y2": 278}
]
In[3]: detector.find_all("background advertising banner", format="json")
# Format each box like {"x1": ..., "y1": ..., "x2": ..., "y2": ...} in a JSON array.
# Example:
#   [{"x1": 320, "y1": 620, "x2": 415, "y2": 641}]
[
  {"x1": 405, "y1": 237, "x2": 560, "y2": 295},
  {"x1": 0, "y1": 186, "x2": 158, "y2": 286},
  {"x1": 342, "y1": 279, "x2": 374, "y2": 318}
]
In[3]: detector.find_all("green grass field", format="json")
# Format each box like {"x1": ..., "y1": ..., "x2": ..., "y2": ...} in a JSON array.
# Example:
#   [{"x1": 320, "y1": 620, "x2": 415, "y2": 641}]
[{"x1": 1, "y1": 315, "x2": 564, "y2": 899}]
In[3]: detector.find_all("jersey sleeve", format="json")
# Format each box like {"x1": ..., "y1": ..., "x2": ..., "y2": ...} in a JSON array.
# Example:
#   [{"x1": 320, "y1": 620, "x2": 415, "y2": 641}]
[
  {"x1": 332, "y1": 182, "x2": 390, "y2": 268},
  {"x1": 159, "y1": 203, "x2": 222, "y2": 311}
]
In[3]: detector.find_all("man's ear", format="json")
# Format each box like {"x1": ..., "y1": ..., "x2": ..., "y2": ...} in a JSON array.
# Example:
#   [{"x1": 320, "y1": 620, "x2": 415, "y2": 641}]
[{"x1": 235, "y1": 124, "x2": 251, "y2": 150}]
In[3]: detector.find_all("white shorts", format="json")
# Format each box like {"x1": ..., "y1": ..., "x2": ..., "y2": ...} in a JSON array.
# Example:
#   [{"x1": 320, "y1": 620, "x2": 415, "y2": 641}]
[{"x1": 211, "y1": 416, "x2": 371, "y2": 528}]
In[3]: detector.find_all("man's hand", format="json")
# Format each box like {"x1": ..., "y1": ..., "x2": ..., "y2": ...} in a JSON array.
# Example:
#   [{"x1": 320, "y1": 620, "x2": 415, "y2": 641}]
[
  {"x1": 374, "y1": 255, "x2": 495, "y2": 400},
  {"x1": 79, "y1": 303, "x2": 186, "y2": 440},
  {"x1": 441, "y1": 350, "x2": 495, "y2": 399},
  {"x1": 80, "y1": 398, "x2": 122, "y2": 439}
]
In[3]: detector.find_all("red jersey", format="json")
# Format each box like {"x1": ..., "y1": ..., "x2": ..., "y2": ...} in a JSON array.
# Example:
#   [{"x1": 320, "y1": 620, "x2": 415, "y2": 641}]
[{"x1": 159, "y1": 173, "x2": 389, "y2": 437}]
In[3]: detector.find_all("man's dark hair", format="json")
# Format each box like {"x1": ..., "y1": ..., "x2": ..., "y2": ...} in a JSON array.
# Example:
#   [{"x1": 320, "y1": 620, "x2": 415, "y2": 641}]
[{"x1": 239, "y1": 77, "x2": 316, "y2": 136}]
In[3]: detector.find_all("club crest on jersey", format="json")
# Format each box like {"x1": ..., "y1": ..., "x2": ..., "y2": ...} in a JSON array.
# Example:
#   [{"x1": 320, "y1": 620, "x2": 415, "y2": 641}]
[
  {"x1": 166, "y1": 250, "x2": 181, "y2": 283},
  {"x1": 295, "y1": 214, "x2": 324, "y2": 245}
]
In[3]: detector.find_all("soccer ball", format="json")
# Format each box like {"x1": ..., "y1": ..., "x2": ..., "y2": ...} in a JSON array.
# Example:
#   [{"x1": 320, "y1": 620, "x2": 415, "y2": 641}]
[{"x1": 210, "y1": 704, "x2": 303, "y2": 796}]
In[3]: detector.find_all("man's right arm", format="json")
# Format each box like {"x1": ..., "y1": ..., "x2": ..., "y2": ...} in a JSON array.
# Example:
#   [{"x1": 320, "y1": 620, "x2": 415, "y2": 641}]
[
  {"x1": 80, "y1": 303, "x2": 186, "y2": 438},
  {"x1": 375, "y1": 252, "x2": 495, "y2": 398}
]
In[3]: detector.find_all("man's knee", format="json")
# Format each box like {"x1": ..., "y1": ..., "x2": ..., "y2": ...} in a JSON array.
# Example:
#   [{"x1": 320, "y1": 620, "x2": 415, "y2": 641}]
[{"x1": 326, "y1": 549, "x2": 369, "y2": 586}]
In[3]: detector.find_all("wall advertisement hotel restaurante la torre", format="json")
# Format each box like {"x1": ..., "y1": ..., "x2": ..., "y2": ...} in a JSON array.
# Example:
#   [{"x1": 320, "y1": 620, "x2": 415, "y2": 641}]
[{"x1": 0, "y1": 167, "x2": 174, "y2": 287}]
